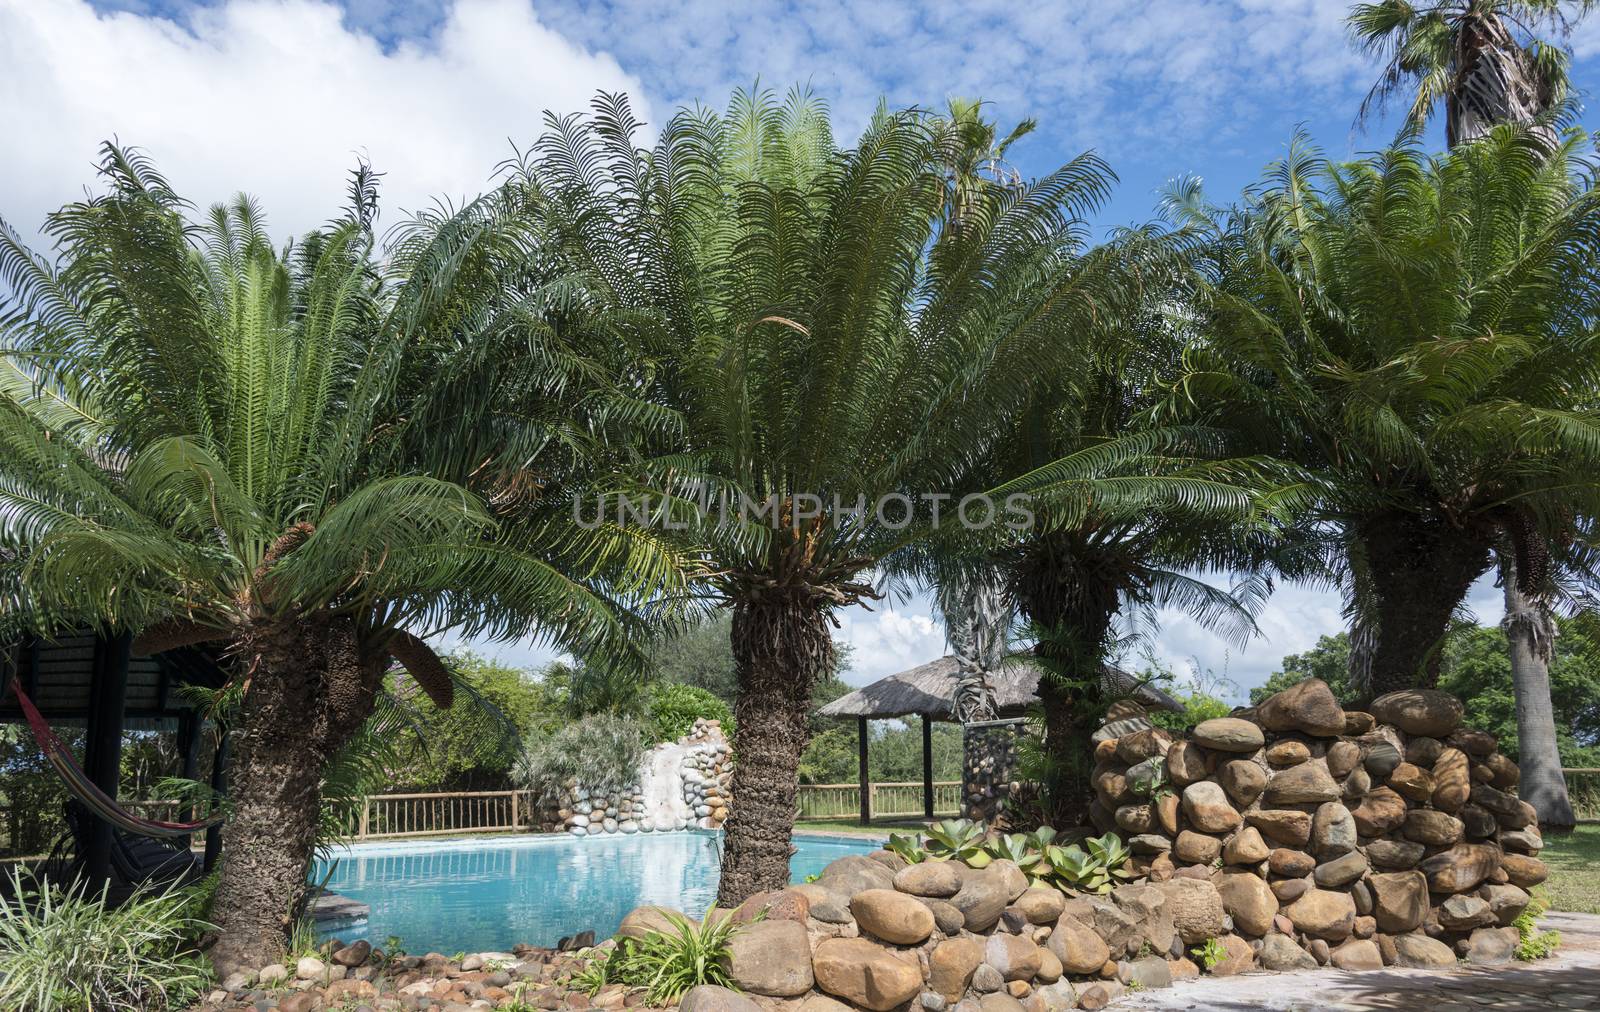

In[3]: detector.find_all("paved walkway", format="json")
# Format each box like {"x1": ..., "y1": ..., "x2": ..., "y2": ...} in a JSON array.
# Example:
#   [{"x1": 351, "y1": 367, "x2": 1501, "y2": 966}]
[{"x1": 1111, "y1": 912, "x2": 1600, "y2": 1011}]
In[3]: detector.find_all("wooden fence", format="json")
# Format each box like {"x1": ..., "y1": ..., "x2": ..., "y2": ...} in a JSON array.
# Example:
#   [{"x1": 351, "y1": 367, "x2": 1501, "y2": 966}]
[
  {"x1": 797, "y1": 781, "x2": 960, "y2": 821},
  {"x1": 1565, "y1": 768, "x2": 1600, "y2": 823}
]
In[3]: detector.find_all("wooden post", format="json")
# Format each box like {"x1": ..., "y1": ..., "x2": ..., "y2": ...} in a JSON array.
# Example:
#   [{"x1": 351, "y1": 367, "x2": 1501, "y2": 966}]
[
  {"x1": 83, "y1": 631, "x2": 132, "y2": 885},
  {"x1": 922, "y1": 714, "x2": 935, "y2": 819},
  {"x1": 510, "y1": 790, "x2": 520, "y2": 831},
  {"x1": 177, "y1": 709, "x2": 202, "y2": 850},
  {"x1": 358, "y1": 797, "x2": 371, "y2": 839},
  {"x1": 204, "y1": 734, "x2": 229, "y2": 873},
  {"x1": 857, "y1": 716, "x2": 871, "y2": 826}
]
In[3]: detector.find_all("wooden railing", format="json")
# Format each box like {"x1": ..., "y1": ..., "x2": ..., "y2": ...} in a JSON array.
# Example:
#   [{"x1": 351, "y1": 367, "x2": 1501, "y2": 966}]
[
  {"x1": 346, "y1": 790, "x2": 536, "y2": 839},
  {"x1": 798, "y1": 781, "x2": 960, "y2": 821}
]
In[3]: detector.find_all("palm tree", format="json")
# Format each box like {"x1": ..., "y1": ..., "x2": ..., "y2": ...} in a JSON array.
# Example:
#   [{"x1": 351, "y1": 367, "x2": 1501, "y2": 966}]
[
  {"x1": 0, "y1": 147, "x2": 680, "y2": 969},
  {"x1": 1348, "y1": 0, "x2": 1595, "y2": 146},
  {"x1": 499, "y1": 89, "x2": 1139, "y2": 902},
  {"x1": 1170, "y1": 128, "x2": 1600, "y2": 822}
]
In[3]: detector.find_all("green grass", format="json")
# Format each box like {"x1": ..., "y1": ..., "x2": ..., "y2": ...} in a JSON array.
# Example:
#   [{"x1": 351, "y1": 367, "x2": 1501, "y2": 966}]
[{"x1": 1540, "y1": 823, "x2": 1600, "y2": 915}]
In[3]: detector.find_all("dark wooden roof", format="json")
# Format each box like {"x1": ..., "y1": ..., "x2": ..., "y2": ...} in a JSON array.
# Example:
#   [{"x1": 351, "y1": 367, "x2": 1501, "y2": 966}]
[
  {"x1": 816, "y1": 655, "x2": 1184, "y2": 720},
  {"x1": 1, "y1": 633, "x2": 227, "y2": 730}
]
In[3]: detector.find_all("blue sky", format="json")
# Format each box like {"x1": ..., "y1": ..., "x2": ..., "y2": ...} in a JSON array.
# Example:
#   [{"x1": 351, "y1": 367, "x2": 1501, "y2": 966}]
[{"x1": 7, "y1": 0, "x2": 1600, "y2": 694}]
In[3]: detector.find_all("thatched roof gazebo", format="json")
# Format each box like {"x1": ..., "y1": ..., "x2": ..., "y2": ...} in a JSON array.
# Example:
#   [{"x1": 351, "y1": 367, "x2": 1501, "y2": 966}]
[{"x1": 816, "y1": 656, "x2": 1183, "y2": 824}]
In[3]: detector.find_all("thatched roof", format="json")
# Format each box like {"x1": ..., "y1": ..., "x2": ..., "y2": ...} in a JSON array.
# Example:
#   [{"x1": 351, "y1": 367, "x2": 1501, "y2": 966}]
[{"x1": 816, "y1": 655, "x2": 1184, "y2": 721}]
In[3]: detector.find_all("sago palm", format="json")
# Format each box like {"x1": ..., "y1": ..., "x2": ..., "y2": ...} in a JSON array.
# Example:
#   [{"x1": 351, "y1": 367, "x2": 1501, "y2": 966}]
[
  {"x1": 501, "y1": 89, "x2": 1137, "y2": 901},
  {"x1": 1167, "y1": 127, "x2": 1600, "y2": 722},
  {"x1": 1349, "y1": 0, "x2": 1595, "y2": 146},
  {"x1": 0, "y1": 147, "x2": 681, "y2": 969}
]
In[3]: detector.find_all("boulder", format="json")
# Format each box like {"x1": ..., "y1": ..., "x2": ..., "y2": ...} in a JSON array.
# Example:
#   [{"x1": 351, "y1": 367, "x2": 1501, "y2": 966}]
[
  {"x1": 1257, "y1": 934, "x2": 1317, "y2": 971},
  {"x1": 1129, "y1": 833, "x2": 1172, "y2": 854},
  {"x1": 1478, "y1": 883, "x2": 1531, "y2": 926},
  {"x1": 1471, "y1": 784, "x2": 1534, "y2": 829},
  {"x1": 1499, "y1": 827, "x2": 1543, "y2": 853},
  {"x1": 1264, "y1": 760, "x2": 1341, "y2": 805},
  {"x1": 852, "y1": 889, "x2": 936, "y2": 945},
  {"x1": 1255, "y1": 679, "x2": 1347, "y2": 737},
  {"x1": 1191, "y1": 718, "x2": 1264, "y2": 752},
  {"x1": 1153, "y1": 878, "x2": 1227, "y2": 945},
  {"x1": 1214, "y1": 868, "x2": 1278, "y2": 937},
  {"x1": 1360, "y1": 737, "x2": 1403, "y2": 780},
  {"x1": 1219, "y1": 760, "x2": 1268, "y2": 807},
  {"x1": 1406, "y1": 737, "x2": 1444, "y2": 766},
  {"x1": 1392, "y1": 933, "x2": 1456, "y2": 968},
  {"x1": 1047, "y1": 914, "x2": 1110, "y2": 975},
  {"x1": 894, "y1": 861, "x2": 963, "y2": 898},
  {"x1": 1345, "y1": 711, "x2": 1377, "y2": 735},
  {"x1": 1370, "y1": 871, "x2": 1428, "y2": 933},
  {"x1": 1465, "y1": 926, "x2": 1519, "y2": 965},
  {"x1": 1012, "y1": 886, "x2": 1066, "y2": 925},
  {"x1": 331, "y1": 940, "x2": 371, "y2": 967},
  {"x1": 1313, "y1": 850, "x2": 1368, "y2": 888},
  {"x1": 1109, "y1": 883, "x2": 1176, "y2": 956},
  {"x1": 1118, "y1": 956, "x2": 1172, "y2": 990},
  {"x1": 1283, "y1": 889, "x2": 1356, "y2": 941},
  {"x1": 817, "y1": 855, "x2": 896, "y2": 897},
  {"x1": 1459, "y1": 804, "x2": 1498, "y2": 839},
  {"x1": 1268, "y1": 848, "x2": 1315, "y2": 878},
  {"x1": 618, "y1": 906, "x2": 695, "y2": 944},
  {"x1": 1342, "y1": 767, "x2": 1372, "y2": 801},
  {"x1": 1420, "y1": 844, "x2": 1502, "y2": 894},
  {"x1": 1402, "y1": 810, "x2": 1464, "y2": 847},
  {"x1": 918, "y1": 897, "x2": 966, "y2": 935},
  {"x1": 1387, "y1": 763, "x2": 1434, "y2": 802},
  {"x1": 1114, "y1": 804, "x2": 1154, "y2": 834},
  {"x1": 978, "y1": 994, "x2": 1024, "y2": 1012},
  {"x1": 1437, "y1": 895, "x2": 1494, "y2": 931},
  {"x1": 1165, "y1": 741, "x2": 1213, "y2": 786},
  {"x1": 949, "y1": 864, "x2": 1014, "y2": 932},
  {"x1": 680, "y1": 986, "x2": 762, "y2": 1012},
  {"x1": 1431, "y1": 748, "x2": 1471, "y2": 813},
  {"x1": 1174, "y1": 830, "x2": 1221, "y2": 865},
  {"x1": 928, "y1": 938, "x2": 984, "y2": 1002},
  {"x1": 1117, "y1": 727, "x2": 1174, "y2": 764},
  {"x1": 1365, "y1": 838, "x2": 1426, "y2": 869},
  {"x1": 1311, "y1": 801, "x2": 1356, "y2": 857},
  {"x1": 1500, "y1": 853, "x2": 1548, "y2": 889},
  {"x1": 1265, "y1": 740, "x2": 1311, "y2": 767},
  {"x1": 812, "y1": 938, "x2": 923, "y2": 1012},
  {"x1": 1222, "y1": 826, "x2": 1270, "y2": 865},
  {"x1": 985, "y1": 934, "x2": 1043, "y2": 982},
  {"x1": 1208, "y1": 934, "x2": 1256, "y2": 977},
  {"x1": 1330, "y1": 939, "x2": 1383, "y2": 971},
  {"x1": 1181, "y1": 781, "x2": 1241, "y2": 834},
  {"x1": 1484, "y1": 753, "x2": 1520, "y2": 790},
  {"x1": 1370, "y1": 689, "x2": 1464, "y2": 738},
  {"x1": 1272, "y1": 877, "x2": 1311, "y2": 903},
  {"x1": 1246, "y1": 809, "x2": 1312, "y2": 847},
  {"x1": 1326, "y1": 741, "x2": 1362, "y2": 779},
  {"x1": 1350, "y1": 786, "x2": 1407, "y2": 836},
  {"x1": 723, "y1": 920, "x2": 814, "y2": 996},
  {"x1": 791, "y1": 884, "x2": 852, "y2": 924}
]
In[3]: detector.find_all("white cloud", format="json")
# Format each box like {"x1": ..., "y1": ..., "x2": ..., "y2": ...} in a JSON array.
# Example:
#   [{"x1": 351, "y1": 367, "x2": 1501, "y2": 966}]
[
  {"x1": 834, "y1": 600, "x2": 944, "y2": 687},
  {"x1": 0, "y1": 0, "x2": 648, "y2": 245}
]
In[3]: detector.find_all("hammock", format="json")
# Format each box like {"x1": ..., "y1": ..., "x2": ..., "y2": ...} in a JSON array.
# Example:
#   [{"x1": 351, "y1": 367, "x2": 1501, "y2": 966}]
[{"x1": 6, "y1": 678, "x2": 223, "y2": 839}]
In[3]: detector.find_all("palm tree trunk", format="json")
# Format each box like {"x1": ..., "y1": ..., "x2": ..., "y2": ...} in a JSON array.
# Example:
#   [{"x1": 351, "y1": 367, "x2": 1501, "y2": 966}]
[
  {"x1": 1501, "y1": 556, "x2": 1577, "y2": 831},
  {"x1": 208, "y1": 615, "x2": 383, "y2": 974},
  {"x1": 716, "y1": 595, "x2": 832, "y2": 907},
  {"x1": 1356, "y1": 514, "x2": 1491, "y2": 697}
]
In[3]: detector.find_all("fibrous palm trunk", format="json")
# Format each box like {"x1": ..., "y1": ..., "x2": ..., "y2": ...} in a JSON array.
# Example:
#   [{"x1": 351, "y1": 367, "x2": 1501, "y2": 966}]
[
  {"x1": 208, "y1": 614, "x2": 383, "y2": 974},
  {"x1": 1501, "y1": 556, "x2": 1577, "y2": 831},
  {"x1": 1447, "y1": 13, "x2": 1554, "y2": 148},
  {"x1": 716, "y1": 595, "x2": 833, "y2": 906},
  {"x1": 1354, "y1": 513, "x2": 1491, "y2": 698},
  {"x1": 1013, "y1": 538, "x2": 1121, "y2": 826}
]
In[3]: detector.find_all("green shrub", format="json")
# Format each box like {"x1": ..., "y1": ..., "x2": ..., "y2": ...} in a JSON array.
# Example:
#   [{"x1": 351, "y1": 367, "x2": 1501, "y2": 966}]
[
  {"x1": 0, "y1": 869, "x2": 212, "y2": 1011},
  {"x1": 613, "y1": 913, "x2": 741, "y2": 1004},
  {"x1": 1191, "y1": 936, "x2": 1228, "y2": 970},
  {"x1": 1513, "y1": 895, "x2": 1561, "y2": 960},
  {"x1": 518, "y1": 714, "x2": 647, "y2": 795},
  {"x1": 647, "y1": 684, "x2": 733, "y2": 742}
]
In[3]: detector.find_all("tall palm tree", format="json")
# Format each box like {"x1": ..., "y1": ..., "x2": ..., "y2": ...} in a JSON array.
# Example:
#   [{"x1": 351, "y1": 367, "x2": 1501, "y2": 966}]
[
  {"x1": 1349, "y1": 0, "x2": 1595, "y2": 146},
  {"x1": 500, "y1": 89, "x2": 1139, "y2": 902},
  {"x1": 1170, "y1": 128, "x2": 1600, "y2": 823},
  {"x1": 0, "y1": 147, "x2": 681, "y2": 969}
]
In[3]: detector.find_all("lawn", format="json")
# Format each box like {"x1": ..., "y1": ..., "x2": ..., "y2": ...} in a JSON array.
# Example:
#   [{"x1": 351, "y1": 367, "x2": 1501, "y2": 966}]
[{"x1": 1539, "y1": 823, "x2": 1600, "y2": 915}]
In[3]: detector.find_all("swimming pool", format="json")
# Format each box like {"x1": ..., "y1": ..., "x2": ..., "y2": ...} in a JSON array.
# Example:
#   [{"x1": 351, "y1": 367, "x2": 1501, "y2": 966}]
[{"x1": 314, "y1": 831, "x2": 879, "y2": 954}]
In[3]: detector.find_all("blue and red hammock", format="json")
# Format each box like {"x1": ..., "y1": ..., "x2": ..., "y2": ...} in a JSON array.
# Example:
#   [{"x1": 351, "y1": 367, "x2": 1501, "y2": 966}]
[{"x1": 6, "y1": 679, "x2": 223, "y2": 839}]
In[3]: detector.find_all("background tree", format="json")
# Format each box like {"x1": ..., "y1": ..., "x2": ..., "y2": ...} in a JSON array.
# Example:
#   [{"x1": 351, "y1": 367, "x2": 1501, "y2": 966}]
[
  {"x1": 1349, "y1": 0, "x2": 1595, "y2": 146},
  {"x1": 0, "y1": 149, "x2": 681, "y2": 969},
  {"x1": 1169, "y1": 128, "x2": 1600, "y2": 707}
]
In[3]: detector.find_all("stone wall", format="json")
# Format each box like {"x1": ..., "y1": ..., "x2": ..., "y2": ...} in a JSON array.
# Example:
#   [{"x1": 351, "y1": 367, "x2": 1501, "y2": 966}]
[
  {"x1": 640, "y1": 679, "x2": 1551, "y2": 1012},
  {"x1": 535, "y1": 717, "x2": 733, "y2": 836},
  {"x1": 962, "y1": 720, "x2": 1023, "y2": 825}
]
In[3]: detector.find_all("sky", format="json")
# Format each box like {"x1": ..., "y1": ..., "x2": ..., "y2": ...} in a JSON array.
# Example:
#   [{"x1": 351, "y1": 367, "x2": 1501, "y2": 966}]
[{"x1": 5, "y1": 0, "x2": 1600, "y2": 698}]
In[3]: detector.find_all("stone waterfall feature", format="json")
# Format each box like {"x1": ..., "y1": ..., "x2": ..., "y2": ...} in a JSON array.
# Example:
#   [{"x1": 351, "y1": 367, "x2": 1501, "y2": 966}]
[{"x1": 536, "y1": 718, "x2": 733, "y2": 836}]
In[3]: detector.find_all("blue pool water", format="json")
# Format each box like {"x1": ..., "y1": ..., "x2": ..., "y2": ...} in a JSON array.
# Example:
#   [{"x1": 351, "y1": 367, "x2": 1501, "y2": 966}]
[{"x1": 314, "y1": 831, "x2": 878, "y2": 954}]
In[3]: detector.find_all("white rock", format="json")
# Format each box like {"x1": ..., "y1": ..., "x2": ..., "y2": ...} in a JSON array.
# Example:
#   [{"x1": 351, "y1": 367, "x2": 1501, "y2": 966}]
[
  {"x1": 258, "y1": 964, "x2": 288, "y2": 985},
  {"x1": 295, "y1": 956, "x2": 326, "y2": 981}
]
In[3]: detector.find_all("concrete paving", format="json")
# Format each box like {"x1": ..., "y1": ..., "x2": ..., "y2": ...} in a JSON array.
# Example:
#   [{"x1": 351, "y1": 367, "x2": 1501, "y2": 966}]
[{"x1": 1110, "y1": 912, "x2": 1600, "y2": 1011}]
